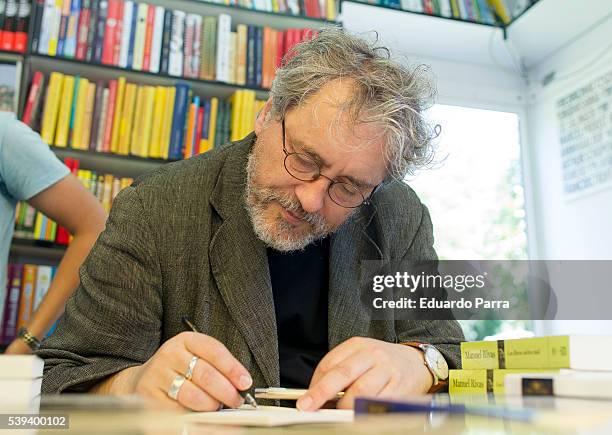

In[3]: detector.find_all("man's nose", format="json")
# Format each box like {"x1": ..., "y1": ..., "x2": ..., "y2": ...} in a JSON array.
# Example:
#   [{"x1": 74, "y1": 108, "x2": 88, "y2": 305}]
[{"x1": 294, "y1": 178, "x2": 329, "y2": 214}]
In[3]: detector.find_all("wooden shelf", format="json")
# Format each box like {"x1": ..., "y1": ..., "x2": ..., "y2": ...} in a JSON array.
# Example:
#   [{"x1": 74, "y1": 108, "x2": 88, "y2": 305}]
[{"x1": 10, "y1": 238, "x2": 67, "y2": 260}]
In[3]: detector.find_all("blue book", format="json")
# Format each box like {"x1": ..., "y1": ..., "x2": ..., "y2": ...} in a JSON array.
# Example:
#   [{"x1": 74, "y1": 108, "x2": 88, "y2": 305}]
[
  {"x1": 201, "y1": 98, "x2": 211, "y2": 142},
  {"x1": 246, "y1": 25, "x2": 255, "y2": 86},
  {"x1": 93, "y1": 0, "x2": 108, "y2": 63},
  {"x1": 126, "y1": 1, "x2": 138, "y2": 68},
  {"x1": 254, "y1": 26, "x2": 263, "y2": 88},
  {"x1": 56, "y1": 7, "x2": 71, "y2": 56},
  {"x1": 64, "y1": 0, "x2": 81, "y2": 58},
  {"x1": 169, "y1": 83, "x2": 191, "y2": 160}
]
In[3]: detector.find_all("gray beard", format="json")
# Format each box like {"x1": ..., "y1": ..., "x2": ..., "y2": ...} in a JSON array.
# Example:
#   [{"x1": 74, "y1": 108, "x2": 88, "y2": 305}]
[{"x1": 244, "y1": 145, "x2": 335, "y2": 252}]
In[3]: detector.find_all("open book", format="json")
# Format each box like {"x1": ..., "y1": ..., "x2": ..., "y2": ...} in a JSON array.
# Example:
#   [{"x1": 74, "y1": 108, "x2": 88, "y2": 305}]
[{"x1": 184, "y1": 405, "x2": 354, "y2": 427}]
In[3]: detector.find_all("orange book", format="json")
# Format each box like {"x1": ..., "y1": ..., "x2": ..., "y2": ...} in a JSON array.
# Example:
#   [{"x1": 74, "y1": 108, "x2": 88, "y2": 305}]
[
  {"x1": 142, "y1": 5, "x2": 155, "y2": 71},
  {"x1": 183, "y1": 100, "x2": 197, "y2": 158},
  {"x1": 262, "y1": 27, "x2": 272, "y2": 89},
  {"x1": 16, "y1": 265, "x2": 37, "y2": 329}
]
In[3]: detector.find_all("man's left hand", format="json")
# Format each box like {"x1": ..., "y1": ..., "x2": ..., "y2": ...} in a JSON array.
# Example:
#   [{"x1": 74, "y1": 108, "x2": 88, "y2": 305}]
[{"x1": 297, "y1": 337, "x2": 434, "y2": 411}]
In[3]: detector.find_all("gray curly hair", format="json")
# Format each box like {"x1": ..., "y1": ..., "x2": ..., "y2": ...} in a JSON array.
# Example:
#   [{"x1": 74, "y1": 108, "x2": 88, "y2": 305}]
[{"x1": 269, "y1": 26, "x2": 439, "y2": 180}]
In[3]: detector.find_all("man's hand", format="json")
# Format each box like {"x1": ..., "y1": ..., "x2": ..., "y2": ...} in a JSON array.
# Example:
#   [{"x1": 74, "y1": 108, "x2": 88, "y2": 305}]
[
  {"x1": 90, "y1": 332, "x2": 253, "y2": 411},
  {"x1": 297, "y1": 337, "x2": 434, "y2": 411}
]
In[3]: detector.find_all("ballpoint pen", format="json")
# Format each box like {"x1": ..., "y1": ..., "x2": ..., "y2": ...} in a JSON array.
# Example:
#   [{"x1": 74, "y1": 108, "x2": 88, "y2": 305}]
[{"x1": 181, "y1": 316, "x2": 258, "y2": 408}]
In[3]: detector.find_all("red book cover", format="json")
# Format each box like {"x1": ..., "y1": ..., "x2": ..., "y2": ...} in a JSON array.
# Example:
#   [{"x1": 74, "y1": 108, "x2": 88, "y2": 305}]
[
  {"x1": 301, "y1": 28, "x2": 316, "y2": 42},
  {"x1": 142, "y1": 4, "x2": 155, "y2": 71},
  {"x1": 304, "y1": 0, "x2": 321, "y2": 18},
  {"x1": 55, "y1": 156, "x2": 80, "y2": 245},
  {"x1": 102, "y1": 79, "x2": 118, "y2": 152},
  {"x1": 194, "y1": 106, "x2": 204, "y2": 154},
  {"x1": 102, "y1": 0, "x2": 120, "y2": 65},
  {"x1": 22, "y1": 72, "x2": 44, "y2": 126},
  {"x1": 276, "y1": 30, "x2": 285, "y2": 69},
  {"x1": 423, "y1": 0, "x2": 434, "y2": 15},
  {"x1": 112, "y1": 0, "x2": 124, "y2": 65},
  {"x1": 75, "y1": 1, "x2": 92, "y2": 60}
]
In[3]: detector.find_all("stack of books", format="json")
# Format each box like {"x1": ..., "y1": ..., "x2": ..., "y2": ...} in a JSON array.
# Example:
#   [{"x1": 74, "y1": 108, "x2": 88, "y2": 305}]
[
  {"x1": 450, "y1": 335, "x2": 612, "y2": 397},
  {"x1": 0, "y1": 356, "x2": 44, "y2": 405}
]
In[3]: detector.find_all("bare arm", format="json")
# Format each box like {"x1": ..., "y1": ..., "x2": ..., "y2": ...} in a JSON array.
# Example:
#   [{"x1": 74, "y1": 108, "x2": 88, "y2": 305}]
[{"x1": 5, "y1": 174, "x2": 107, "y2": 354}]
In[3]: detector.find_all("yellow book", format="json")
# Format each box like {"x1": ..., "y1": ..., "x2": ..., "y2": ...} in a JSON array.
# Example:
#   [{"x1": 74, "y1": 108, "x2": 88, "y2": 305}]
[
  {"x1": 183, "y1": 101, "x2": 197, "y2": 159},
  {"x1": 102, "y1": 174, "x2": 114, "y2": 213},
  {"x1": 33, "y1": 212, "x2": 44, "y2": 239},
  {"x1": 54, "y1": 75, "x2": 75, "y2": 147},
  {"x1": 40, "y1": 72, "x2": 64, "y2": 145},
  {"x1": 138, "y1": 86, "x2": 156, "y2": 158},
  {"x1": 271, "y1": 0, "x2": 279, "y2": 12},
  {"x1": 130, "y1": 86, "x2": 146, "y2": 156},
  {"x1": 236, "y1": 25, "x2": 247, "y2": 86},
  {"x1": 487, "y1": 0, "x2": 510, "y2": 24},
  {"x1": 120, "y1": 178, "x2": 133, "y2": 190},
  {"x1": 110, "y1": 77, "x2": 127, "y2": 153},
  {"x1": 160, "y1": 86, "x2": 175, "y2": 160},
  {"x1": 229, "y1": 90, "x2": 243, "y2": 142},
  {"x1": 207, "y1": 97, "x2": 219, "y2": 150},
  {"x1": 240, "y1": 91, "x2": 256, "y2": 139},
  {"x1": 326, "y1": 0, "x2": 337, "y2": 21},
  {"x1": 118, "y1": 83, "x2": 137, "y2": 155},
  {"x1": 148, "y1": 86, "x2": 166, "y2": 159},
  {"x1": 70, "y1": 78, "x2": 90, "y2": 150},
  {"x1": 80, "y1": 83, "x2": 97, "y2": 149}
]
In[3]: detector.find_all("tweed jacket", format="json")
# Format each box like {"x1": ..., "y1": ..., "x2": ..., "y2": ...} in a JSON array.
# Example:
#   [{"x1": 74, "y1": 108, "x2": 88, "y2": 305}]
[{"x1": 38, "y1": 133, "x2": 464, "y2": 394}]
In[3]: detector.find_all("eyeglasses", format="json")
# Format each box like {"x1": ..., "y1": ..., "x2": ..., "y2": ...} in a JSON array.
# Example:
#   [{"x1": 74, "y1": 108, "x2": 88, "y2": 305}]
[{"x1": 281, "y1": 118, "x2": 378, "y2": 209}]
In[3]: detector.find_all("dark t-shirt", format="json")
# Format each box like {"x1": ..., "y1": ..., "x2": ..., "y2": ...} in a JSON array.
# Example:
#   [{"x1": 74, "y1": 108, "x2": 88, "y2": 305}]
[{"x1": 267, "y1": 237, "x2": 330, "y2": 388}]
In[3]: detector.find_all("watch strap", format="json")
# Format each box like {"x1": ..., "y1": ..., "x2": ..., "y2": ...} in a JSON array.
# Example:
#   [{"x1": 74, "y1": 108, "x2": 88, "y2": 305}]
[{"x1": 400, "y1": 341, "x2": 448, "y2": 394}]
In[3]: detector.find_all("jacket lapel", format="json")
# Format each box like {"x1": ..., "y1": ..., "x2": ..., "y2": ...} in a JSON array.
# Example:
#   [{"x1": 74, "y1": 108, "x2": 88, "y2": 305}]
[
  {"x1": 328, "y1": 206, "x2": 383, "y2": 348},
  {"x1": 208, "y1": 134, "x2": 280, "y2": 388}
]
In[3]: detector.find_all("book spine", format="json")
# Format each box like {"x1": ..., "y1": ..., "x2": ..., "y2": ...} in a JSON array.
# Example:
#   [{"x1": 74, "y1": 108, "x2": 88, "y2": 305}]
[
  {"x1": 246, "y1": 25, "x2": 254, "y2": 86},
  {"x1": 254, "y1": 26, "x2": 262, "y2": 87},
  {"x1": 75, "y1": 0, "x2": 91, "y2": 60},
  {"x1": 13, "y1": 0, "x2": 30, "y2": 52},
  {"x1": 85, "y1": 0, "x2": 98, "y2": 60},
  {"x1": 215, "y1": 13, "x2": 231, "y2": 82},
  {"x1": 22, "y1": 71, "x2": 44, "y2": 126},
  {"x1": 33, "y1": 265, "x2": 52, "y2": 311},
  {"x1": 1, "y1": 265, "x2": 22, "y2": 344},
  {"x1": 63, "y1": 0, "x2": 79, "y2": 57},
  {"x1": 169, "y1": 83, "x2": 189, "y2": 160},
  {"x1": 30, "y1": 0, "x2": 45, "y2": 53},
  {"x1": 92, "y1": 0, "x2": 107, "y2": 62},
  {"x1": 111, "y1": 0, "x2": 123, "y2": 65},
  {"x1": 101, "y1": 0, "x2": 117, "y2": 64},
  {"x1": 89, "y1": 81, "x2": 104, "y2": 150},
  {"x1": 125, "y1": 0, "x2": 137, "y2": 68},
  {"x1": 117, "y1": 0, "x2": 132, "y2": 67},
  {"x1": 167, "y1": 9, "x2": 184, "y2": 77},
  {"x1": 461, "y1": 337, "x2": 565, "y2": 370},
  {"x1": 131, "y1": 2, "x2": 147, "y2": 71},
  {"x1": 159, "y1": 8, "x2": 171, "y2": 75},
  {"x1": 141, "y1": 4, "x2": 154, "y2": 71},
  {"x1": 16, "y1": 264, "x2": 36, "y2": 330},
  {"x1": 1, "y1": 0, "x2": 17, "y2": 51},
  {"x1": 182, "y1": 12, "x2": 194, "y2": 77},
  {"x1": 95, "y1": 86, "x2": 109, "y2": 151},
  {"x1": 148, "y1": 5, "x2": 164, "y2": 73}
]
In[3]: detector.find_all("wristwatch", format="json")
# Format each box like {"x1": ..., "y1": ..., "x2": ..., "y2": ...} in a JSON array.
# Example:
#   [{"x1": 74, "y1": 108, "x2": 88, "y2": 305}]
[{"x1": 401, "y1": 341, "x2": 449, "y2": 393}]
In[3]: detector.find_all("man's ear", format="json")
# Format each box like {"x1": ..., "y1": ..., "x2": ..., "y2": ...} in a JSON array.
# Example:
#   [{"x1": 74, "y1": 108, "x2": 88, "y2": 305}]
[{"x1": 254, "y1": 98, "x2": 274, "y2": 136}]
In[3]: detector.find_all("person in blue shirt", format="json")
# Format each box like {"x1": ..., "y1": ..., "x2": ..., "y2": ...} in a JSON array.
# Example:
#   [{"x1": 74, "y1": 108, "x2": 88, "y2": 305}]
[{"x1": 0, "y1": 112, "x2": 106, "y2": 354}]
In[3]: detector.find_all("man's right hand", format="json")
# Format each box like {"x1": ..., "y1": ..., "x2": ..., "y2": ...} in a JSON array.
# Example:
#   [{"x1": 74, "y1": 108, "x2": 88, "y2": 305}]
[{"x1": 90, "y1": 332, "x2": 253, "y2": 411}]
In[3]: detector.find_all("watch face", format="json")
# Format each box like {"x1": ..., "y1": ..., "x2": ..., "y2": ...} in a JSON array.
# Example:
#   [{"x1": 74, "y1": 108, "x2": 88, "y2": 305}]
[{"x1": 424, "y1": 345, "x2": 449, "y2": 380}]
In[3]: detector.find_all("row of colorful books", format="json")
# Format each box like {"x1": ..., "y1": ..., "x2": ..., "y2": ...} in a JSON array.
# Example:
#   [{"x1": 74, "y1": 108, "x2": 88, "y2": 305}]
[
  {"x1": 1, "y1": 263, "x2": 56, "y2": 346},
  {"x1": 32, "y1": 0, "x2": 319, "y2": 88},
  {"x1": 449, "y1": 335, "x2": 612, "y2": 395},
  {"x1": 369, "y1": 0, "x2": 537, "y2": 25},
  {"x1": 23, "y1": 71, "x2": 266, "y2": 161},
  {"x1": 0, "y1": 0, "x2": 30, "y2": 53},
  {"x1": 14, "y1": 157, "x2": 132, "y2": 243}
]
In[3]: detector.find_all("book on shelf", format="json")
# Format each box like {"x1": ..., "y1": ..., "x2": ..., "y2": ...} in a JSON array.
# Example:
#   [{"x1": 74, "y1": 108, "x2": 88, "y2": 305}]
[
  {"x1": 460, "y1": 335, "x2": 612, "y2": 371},
  {"x1": 1, "y1": 265, "x2": 55, "y2": 345},
  {"x1": 364, "y1": 0, "x2": 539, "y2": 25},
  {"x1": 0, "y1": 0, "x2": 31, "y2": 53},
  {"x1": 24, "y1": 71, "x2": 266, "y2": 161},
  {"x1": 30, "y1": 0, "x2": 318, "y2": 89},
  {"x1": 12, "y1": 157, "x2": 133, "y2": 244}
]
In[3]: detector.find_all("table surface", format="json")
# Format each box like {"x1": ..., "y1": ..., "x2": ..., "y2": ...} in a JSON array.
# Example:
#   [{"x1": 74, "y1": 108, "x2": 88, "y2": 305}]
[{"x1": 2, "y1": 394, "x2": 612, "y2": 435}]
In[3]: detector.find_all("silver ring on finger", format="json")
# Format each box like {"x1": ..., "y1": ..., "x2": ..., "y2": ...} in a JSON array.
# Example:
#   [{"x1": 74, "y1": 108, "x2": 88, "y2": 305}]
[
  {"x1": 185, "y1": 356, "x2": 198, "y2": 381},
  {"x1": 168, "y1": 374, "x2": 186, "y2": 400}
]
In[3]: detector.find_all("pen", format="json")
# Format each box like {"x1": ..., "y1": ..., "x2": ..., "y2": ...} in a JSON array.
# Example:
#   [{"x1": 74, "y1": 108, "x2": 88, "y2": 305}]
[{"x1": 181, "y1": 316, "x2": 258, "y2": 409}]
